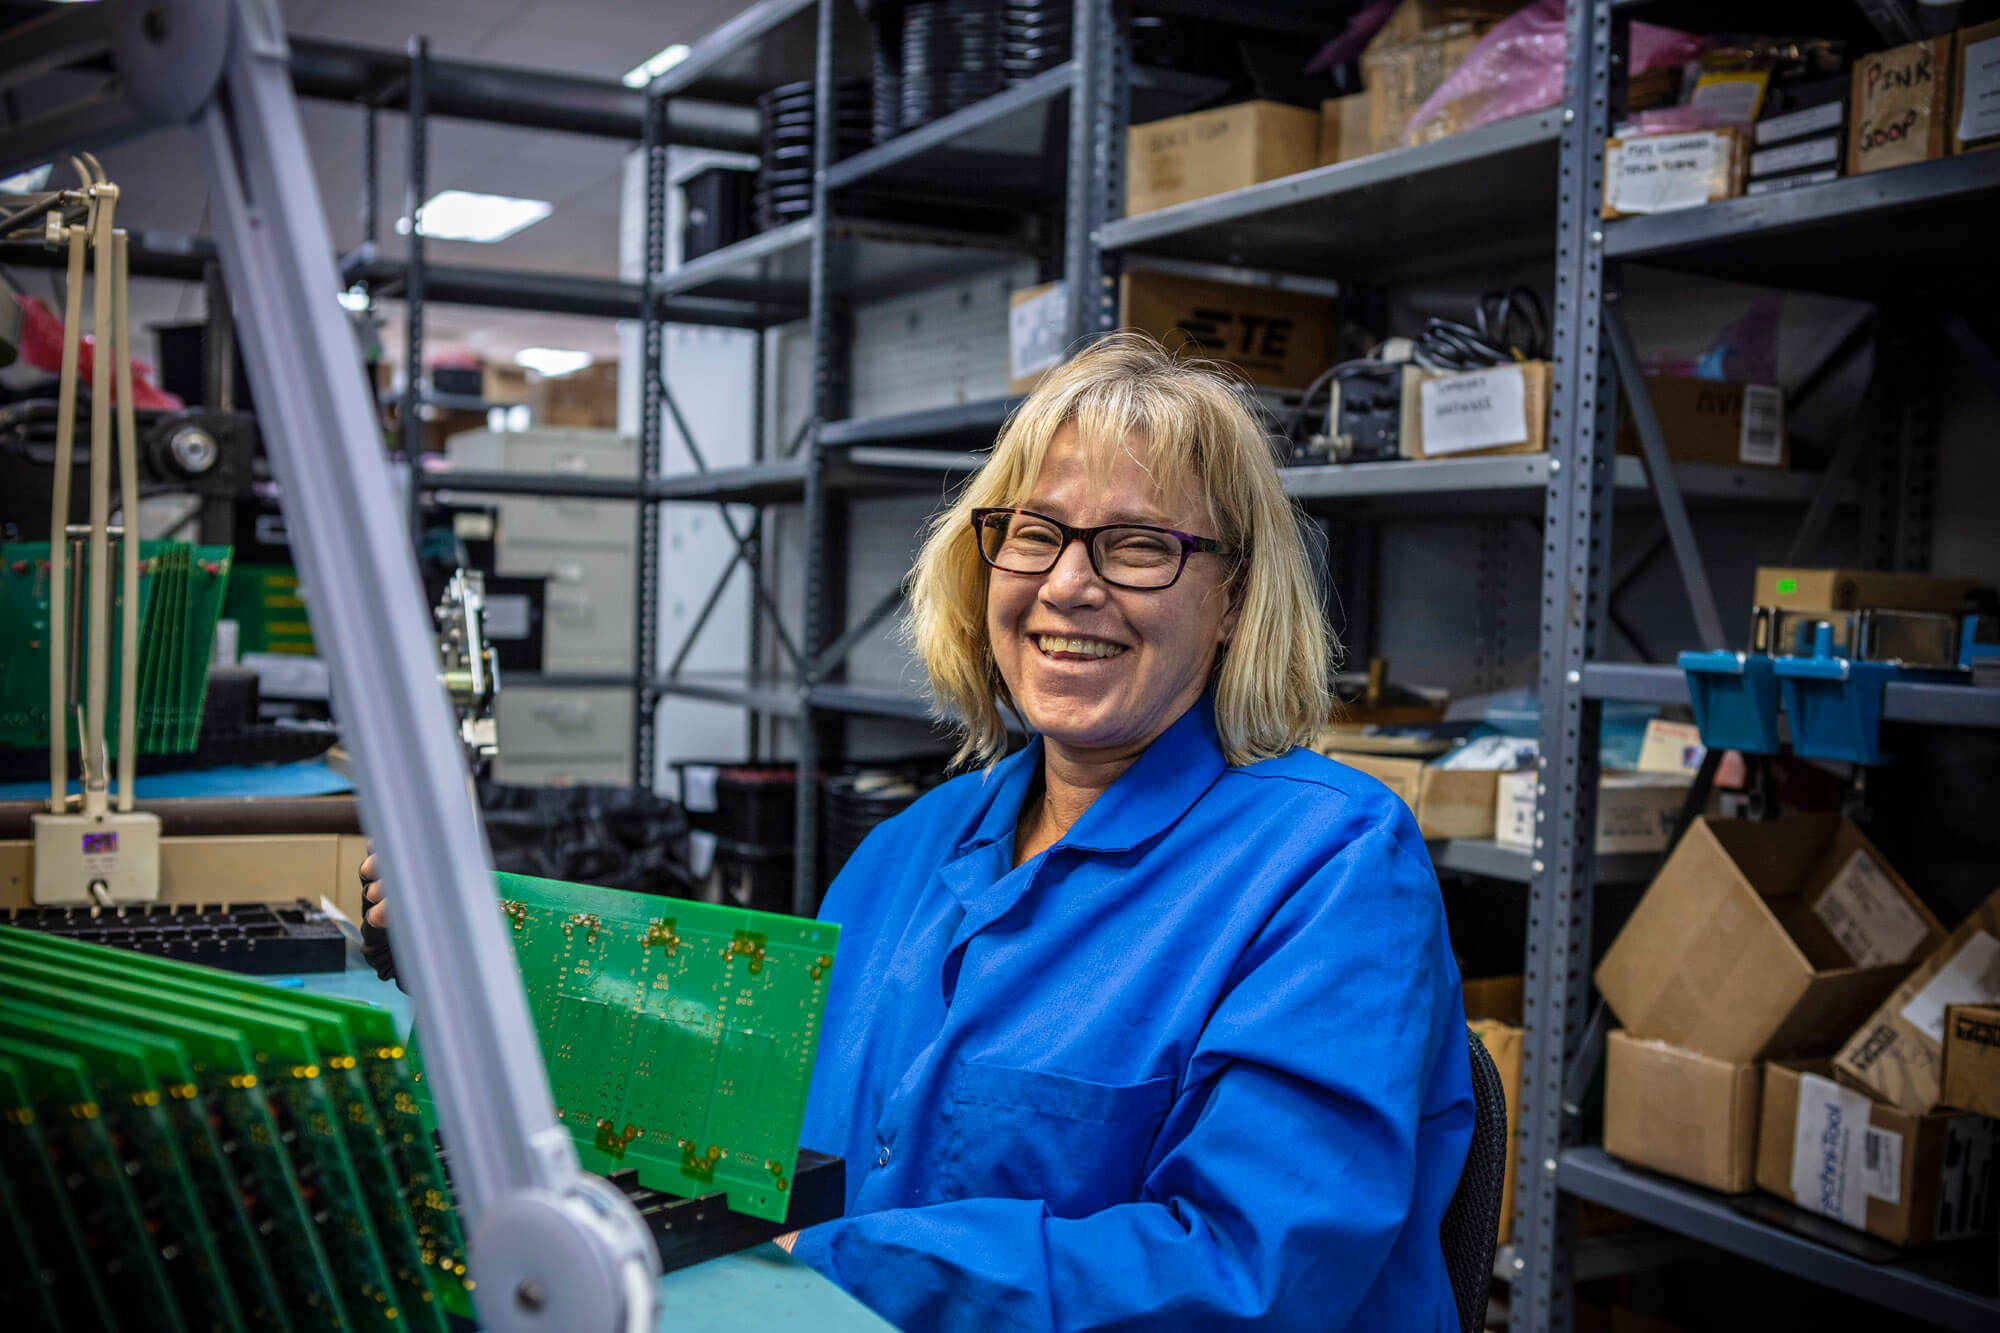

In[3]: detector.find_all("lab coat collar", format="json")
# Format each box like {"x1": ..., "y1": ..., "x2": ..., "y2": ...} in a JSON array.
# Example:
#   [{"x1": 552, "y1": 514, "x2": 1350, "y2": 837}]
[{"x1": 954, "y1": 694, "x2": 1226, "y2": 860}]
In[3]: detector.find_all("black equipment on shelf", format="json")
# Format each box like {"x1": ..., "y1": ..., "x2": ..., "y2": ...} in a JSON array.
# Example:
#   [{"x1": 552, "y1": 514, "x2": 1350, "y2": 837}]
[
  {"x1": 821, "y1": 767, "x2": 946, "y2": 881},
  {"x1": 1, "y1": 898, "x2": 349, "y2": 973},
  {"x1": 755, "y1": 80, "x2": 872, "y2": 231},
  {"x1": 682, "y1": 165, "x2": 759, "y2": 262}
]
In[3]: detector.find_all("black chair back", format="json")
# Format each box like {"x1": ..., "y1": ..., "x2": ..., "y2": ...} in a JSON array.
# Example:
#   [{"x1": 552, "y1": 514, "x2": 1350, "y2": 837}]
[{"x1": 1441, "y1": 1027, "x2": 1509, "y2": 1332}]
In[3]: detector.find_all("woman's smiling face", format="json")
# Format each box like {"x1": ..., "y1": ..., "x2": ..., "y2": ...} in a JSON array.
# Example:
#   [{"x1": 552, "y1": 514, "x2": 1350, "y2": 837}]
[{"x1": 986, "y1": 422, "x2": 1239, "y2": 765}]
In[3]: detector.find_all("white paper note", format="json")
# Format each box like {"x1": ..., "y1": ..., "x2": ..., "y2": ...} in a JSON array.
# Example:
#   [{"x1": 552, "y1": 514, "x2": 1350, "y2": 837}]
[
  {"x1": 1009, "y1": 282, "x2": 1068, "y2": 381},
  {"x1": 1607, "y1": 132, "x2": 1722, "y2": 214},
  {"x1": 1812, "y1": 849, "x2": 1930, "y2": 967},
  {"x1": 1958, "y1": 34, "x2": 2000, "y2": 143},
  {"x1": 1791, "y1": 1072, "x2": 1874, "y2": 1228},
  {"x1": 1419, "y1": 364, "x2": 1529, "y2": 456},
  {"x1": 1901, "y1": 930, "x2": 2000, "y2": 1043}
]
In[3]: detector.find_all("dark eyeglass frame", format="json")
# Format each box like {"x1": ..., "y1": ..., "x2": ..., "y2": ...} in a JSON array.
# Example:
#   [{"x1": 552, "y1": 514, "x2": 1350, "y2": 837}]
[{"x1": 969, "y1": 506, "x2": 1233, "y2": 591}]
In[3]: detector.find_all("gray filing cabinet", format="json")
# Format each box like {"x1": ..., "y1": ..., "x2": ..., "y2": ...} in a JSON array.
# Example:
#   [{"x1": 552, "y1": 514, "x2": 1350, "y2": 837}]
[{"x1": 447, "y1": 427, "x2": 638, "y2": 784}]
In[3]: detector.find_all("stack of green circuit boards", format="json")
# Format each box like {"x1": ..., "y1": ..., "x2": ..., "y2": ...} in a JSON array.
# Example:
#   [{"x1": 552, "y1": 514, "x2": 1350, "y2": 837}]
[
  {"x1": 0, "y1": 871, "x2": 840, "y2": 1329},
  {"x1": 0, "y1": 540, "x2": 234, "y2": 754}
]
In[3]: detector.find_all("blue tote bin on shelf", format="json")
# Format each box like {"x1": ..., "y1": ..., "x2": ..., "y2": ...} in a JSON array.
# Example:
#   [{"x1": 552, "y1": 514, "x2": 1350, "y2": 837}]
[
  {"x1": 1677, "y1": 650, "x2": 1780, "y2": 754},
  {"x1": 1774, "y1": 649, "x2": 1896, "y2": 766}
]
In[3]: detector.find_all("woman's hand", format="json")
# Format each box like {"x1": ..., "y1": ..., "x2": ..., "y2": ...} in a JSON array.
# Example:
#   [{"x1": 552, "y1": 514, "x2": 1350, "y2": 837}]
[
  {"x1": 773, "y1": 1231, "x2": 798, "y2": 1254},
  {"x1": 359, "y1": 851, "x2": 388, "y2": 929}
]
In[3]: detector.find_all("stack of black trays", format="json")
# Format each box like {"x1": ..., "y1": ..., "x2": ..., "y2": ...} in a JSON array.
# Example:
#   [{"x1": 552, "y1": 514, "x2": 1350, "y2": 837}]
[
  {"x1": 1002, "y1": 2, "x2": 1072, "y2": 87},
  {"x1": 900, "y1": 0, "x2": 1005, "y2": 131},
  {"x1": 755, "y1": 80, "x2": 872, "y2": 231}
]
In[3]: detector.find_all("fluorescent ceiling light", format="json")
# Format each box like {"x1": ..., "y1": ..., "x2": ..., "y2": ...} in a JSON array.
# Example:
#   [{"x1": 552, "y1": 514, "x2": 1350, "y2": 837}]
[
  {"x1": 337, "y1": 287, "x2": 370, "y2": 311},
  {"x1": 515, "y1": 347, "x2": 593, "y2": 378},
  {"x1": 622, "y1": 43, "x2": 690, "y2": 88},
  {"x1": 395, "y1": 190, "x2": 551, "y2": 244}
]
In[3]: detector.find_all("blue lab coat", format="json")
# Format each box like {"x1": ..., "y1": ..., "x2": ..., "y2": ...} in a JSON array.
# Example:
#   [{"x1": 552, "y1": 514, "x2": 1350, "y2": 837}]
[{"x1": 793, "y1": 696, "x2": 1473, "y2": 1331}]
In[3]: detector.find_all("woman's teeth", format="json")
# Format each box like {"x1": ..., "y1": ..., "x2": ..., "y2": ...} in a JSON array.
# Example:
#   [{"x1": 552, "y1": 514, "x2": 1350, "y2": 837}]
[{"x1": 1035, "y1": 635, "x2": 1126, "y2": 659}]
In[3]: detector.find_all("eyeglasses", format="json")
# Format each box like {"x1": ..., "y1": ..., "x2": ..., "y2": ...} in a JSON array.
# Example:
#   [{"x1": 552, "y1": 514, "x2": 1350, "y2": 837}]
[{"x1": 969, "y1": 507, "x2": 1232, "y2": 591}]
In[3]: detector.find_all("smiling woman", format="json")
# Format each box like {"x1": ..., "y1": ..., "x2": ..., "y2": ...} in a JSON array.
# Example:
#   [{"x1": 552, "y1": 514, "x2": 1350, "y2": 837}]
[{"x1": 792, "y1": 332, "x2": 1474, "y2": 1333}]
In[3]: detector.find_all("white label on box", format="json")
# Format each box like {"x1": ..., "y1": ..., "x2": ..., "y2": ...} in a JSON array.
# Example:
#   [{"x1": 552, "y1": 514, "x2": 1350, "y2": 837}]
[
  {"x1": 1901, "y1": 931, "x2": 2000, "y2": 1042},
  {"x1": 1937, "y1": 1117, "x2": 1997, "y2": 1241},
  {"x1": 680, "y1": 763, "x2": 720, "y2": 814},
  {"x1": 1755, "y1": 99, "x2": 1845, "y2": 146},
  {"x1": 1791, "y1": 1073, "x2": 1874, "y2": 1228},
  {"x1": 1606, "y1": 133, "x2": 1723, "y2": 214},
  {"x1": 1745, "y1": 168, "x2": 1838, "y2": 196},
  {"x1": 1495, "y1": 770, "x2": 1536, "y2": 851},
  {"x1": 1860, "y1": 1126, "x2": 1903, "y2": 1205},
  {"x1": 1813, "y1": 849, "x2": 1931, "y2": 968},
  {"x1": 1009, "y1": 282, "x2": 1067, "y2": 381},
  {"x1": 1738, "y1": 385, "x2": 1784, "y2": 465},
  {"x1": 1418, "y1": 364, "x2": 1529, "y2": 456},
  {"x1": 1958, "y1": 34, "x2": 2000, "y2": 144},
  {"x1": 1749, "y1": 133, "x2": 1840, "y2": 177}
]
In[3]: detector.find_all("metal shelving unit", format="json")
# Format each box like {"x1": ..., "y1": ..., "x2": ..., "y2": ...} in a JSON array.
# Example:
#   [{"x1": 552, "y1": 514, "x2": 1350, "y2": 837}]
[{"x1": 1512, "y1": 4, "x2": 2000, "y2": 1330}]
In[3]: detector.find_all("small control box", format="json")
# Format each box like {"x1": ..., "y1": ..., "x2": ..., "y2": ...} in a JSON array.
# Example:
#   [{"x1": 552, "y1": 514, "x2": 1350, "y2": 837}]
[{"x1": 31, "y1": 809, "x2": 163, "y2": 904}]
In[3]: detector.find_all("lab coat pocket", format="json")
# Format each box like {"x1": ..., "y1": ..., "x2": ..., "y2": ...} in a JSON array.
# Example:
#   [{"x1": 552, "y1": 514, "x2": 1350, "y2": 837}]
[{"x1": 944, "y1": 1062, "x2": 1176, "y2": 1217}]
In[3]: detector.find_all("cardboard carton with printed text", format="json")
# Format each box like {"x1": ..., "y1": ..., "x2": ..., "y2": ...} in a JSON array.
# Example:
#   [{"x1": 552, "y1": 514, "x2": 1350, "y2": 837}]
[{"x1": 1941, "y1": 1003, "x2": 2000, "y2": 1118}]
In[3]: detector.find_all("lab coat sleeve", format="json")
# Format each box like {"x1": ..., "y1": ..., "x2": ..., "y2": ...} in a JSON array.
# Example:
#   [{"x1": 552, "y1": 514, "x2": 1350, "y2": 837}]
[{"x1": 789, "y1": 822, "x2": 1466, "y2": 1332}]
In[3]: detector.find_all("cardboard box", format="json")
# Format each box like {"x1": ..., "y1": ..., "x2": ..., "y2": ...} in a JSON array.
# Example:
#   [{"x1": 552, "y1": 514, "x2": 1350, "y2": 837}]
[
  {"x1": 536, "y1": 362, "x2": 619, "y2": 429},
  {"x1": 1942, "y1": 1003, "x2": 2000, "y2": 1117},
  {"x1": 1953, "y1": 19, "x2": 2000, "y2": 154},
  {"x1": 1373, "y1": 0, "x2": 1516, "y2": 48},
  {"x1": 1124, "y1": 101, "x2": 1320, "y2": 217},
  {"x1": 1834, "y1": 886, "x2": 2000, "y2": 1115},
  {"x1": 1616, "y1": 375, "x2": 1787, "y2": 469},
  {"x1": 1318, "y1": 93, "x2": 1375, "y2": 167},
  {"x1": 1496, "y1": 769, "x2": 1691, "y2": 856},
  {"x1": 1850, "y1": 37, "x2": 1953, "y2": 175},
  {"x1": 1595, "y1": 816, "x2": 1944, "y2": 1063},
  {"x1": 1470, "y1": 1019, "x2": 1522, "y2": 1246},
  {"x1": 1363, "y1": 22, "x2": 1488, "y2": 152},
  {"x1": 1327, "y1": 752, "x2": 1498, "y2": 840},
  {"x1": 1118, "y1": 269, "x2": 1336, "y2": 392},
  {"x1": 1008, "y1": 281, "x2": 1067, "y2": 395},
  {"x1": 1752, "y1": 567, "x2": 1978, "y2": 615},
  {"x1": 1756, "y1": 1057, "x2": 1997, "y2": 1246},
  {"x1": 1602, "y1": 129, "x2": 1748, "y2": 218},
  {"x1": 1637, "y1": 719, "x2": 1706, "y2": 775},
  {"x1": 1464, "y1": 974, "x2": 1525, "y2": 1024},
  {"x1": 1604, "y1": 1030, "x2": 1762, "y2": 1193},
  {"x1": 483, "y1": 364, "x2": 533, "y2": 404},
  {"x1": 1404, "y1": 360, "x2": 1551, "y2": 459}
]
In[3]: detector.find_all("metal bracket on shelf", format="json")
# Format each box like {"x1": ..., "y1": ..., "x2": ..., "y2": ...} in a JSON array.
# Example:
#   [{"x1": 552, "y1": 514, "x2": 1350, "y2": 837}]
[
  {"x1": 1603, "y1": 296, "x2": 1727, "y2": 653},
  {"x1": 0, "y1": 2, "x2": 660, "y2": 1328}
]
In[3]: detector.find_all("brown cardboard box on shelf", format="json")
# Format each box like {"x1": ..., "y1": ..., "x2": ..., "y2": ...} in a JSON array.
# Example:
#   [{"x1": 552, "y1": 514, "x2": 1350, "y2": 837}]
[
  {"x1": 1118, "y1": 269, "x2": 1335, "y2": 392},
  {"x1": 1595, "y1": 816, "x2": 1945, "y2": 1063},
  {"x1": 1496, "y1": 769, "x2": 1691, "y2": 855},
  {"x1": 1833, "y1": 886, "x2": 2000, "y2": 1114},
  {"x1": 1403, "y1": 360, "x2": 1551, "y2": 459},
  {"x1": 1942, "y1": 1003, "x2": 2000, "y2": 1117},
  {"x1": 1752, "y1": 567, "x2": 1978, "y2": 615},
  {"x1": 1470, "y1": 1019, "x2": 1522, "y2": 1246},
  {"x1": 1616, "y1": 375, "x2": 1787, "y2": 469},
  {"x1": 1374, "y1": 0, "x2": 1516, "y2": 48},
  {"x1": 1322, "y1": 751, "x2": 1498, "y2": 840},
  {"x1": 483, "y1": 364, "x2": 533, "y2": 404},
  {"x1": 1464, "y1": 975, "x2": 1525, "y2": 1024},
  {"x1": 1850, "y1": 37, "x2": 1954, "y2": 175},
  {"x1": 1602, "y1": 128, "x2": 1748, "y2": 218},
  {"x1": 1363, "y1": 22, "x2": 1487, "y2": 152},
  {"x1": 1604, "y1": 1029, "x2": 1762, "y2": 1193},
  {"x1": 1124, "y1": 101, "x2": 1319, "y2": 217},
  {"x1": 1953, "y1": 20, "x2": 2000, "y2": 154},
  {"x1": 536, "y1": 362, "x2": 619, "y2": 428},
  {"x1": 1318, "y1": 93, "x2": 1375, "y2": 167},
  {"x1": 1756, "y1": 1057, "x2": 1997, "y2": 1247}
]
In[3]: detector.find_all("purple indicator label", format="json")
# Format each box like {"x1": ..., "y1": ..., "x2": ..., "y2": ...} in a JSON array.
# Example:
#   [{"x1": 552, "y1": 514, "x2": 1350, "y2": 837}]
[{"x1": 82, "y1": 831, "x2": 118, "y2": 854}]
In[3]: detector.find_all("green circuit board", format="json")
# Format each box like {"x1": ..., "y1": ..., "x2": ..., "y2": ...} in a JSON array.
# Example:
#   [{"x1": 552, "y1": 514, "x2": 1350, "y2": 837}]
[
  {"x1": 0, "y1": 1052, "x2": 116, "y2": 1331},
  {"x1": 450, "y1": 872, "x2": 840, "y2": 1223}
]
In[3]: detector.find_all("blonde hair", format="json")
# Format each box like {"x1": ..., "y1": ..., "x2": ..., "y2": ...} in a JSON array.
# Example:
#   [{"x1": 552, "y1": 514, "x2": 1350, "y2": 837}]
[{"x1": 907, "y1": 330, "x2": 1334, "y2": 769}]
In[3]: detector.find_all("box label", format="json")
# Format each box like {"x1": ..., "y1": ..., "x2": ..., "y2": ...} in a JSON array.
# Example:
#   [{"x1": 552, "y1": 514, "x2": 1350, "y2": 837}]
[
  {"x1": 1813, "y1": 849, "x2": 1930, "y2": 968},
  {"x1": 1791, "y1": 1073, "x2": 1874, "y2": 1228},
  {"x1": 1936, "y1": 1117, "x2": 1997, "y2": 1241},
  {"x1": 1607, "y1": 133, "x2": 1723, "y2": 214},
  {"x1": 1755, "y1": 99, "x2": 1844, "y2": 146},
  {"x1": 1901, "y1": 931, "x2": 2000, "y2": 1043},
  {"x1": 1738, "y1": 385, "x2": 1784, "y2": 465},
  {"x1": 1745, "y1": 168, "x2": 1839, "y2": 196},
  {"x1": 1861, "y1": 1126, "x2": 1902, "y2": 1205},
  {"x1": 1418, "y1": 364, "x2": 1529, "y2": 456},
  {"x1": 1959, "y1": 34, "x2": 2000, "y2": 144},
  {"x1": 1009, "y1": 282, "x2": 1068, "y2": 381},
  {"x1": 1749, "y1": 134, "x2": 1840, "y2": 177}
]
